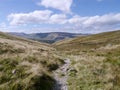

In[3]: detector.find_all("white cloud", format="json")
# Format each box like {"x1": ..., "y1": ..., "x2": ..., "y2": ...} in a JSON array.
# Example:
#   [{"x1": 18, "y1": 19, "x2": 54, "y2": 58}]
[
  {"x1": 0, "y1": 22, "x2": 7, "y2": 31},
  {"x1": 8, "y1": 10, "x2": 68, "y2": 25},
  {"x1": 68, "y1": 13, "x2": 120, "y2": 33},
  {"x1": 0, "y1": 22, "x2": 6, "y2": 28},
  {"x1": 8, "y1": 10, "x2": 53, "y2": 25},
  {"x1": 38, "y1": 0, "x2": 73, "y2": 13},
  {"x1": 49, "y1": 14, "x2": 67, "y2": 24},
  {"x1": 7, "y1": 11, "x2": 120, "y2": 33}
]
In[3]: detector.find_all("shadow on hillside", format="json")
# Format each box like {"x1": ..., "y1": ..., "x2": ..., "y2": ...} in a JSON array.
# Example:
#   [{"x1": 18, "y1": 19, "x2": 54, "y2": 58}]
[{"x1": 28, "y1": 74, "x2": 55, "y2": 90}]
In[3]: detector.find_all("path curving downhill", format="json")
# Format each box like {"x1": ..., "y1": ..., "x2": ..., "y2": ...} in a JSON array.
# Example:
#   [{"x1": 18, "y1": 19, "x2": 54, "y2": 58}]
[{"x1": 53, "y1": 58, "x2": 70, "y2": 90}]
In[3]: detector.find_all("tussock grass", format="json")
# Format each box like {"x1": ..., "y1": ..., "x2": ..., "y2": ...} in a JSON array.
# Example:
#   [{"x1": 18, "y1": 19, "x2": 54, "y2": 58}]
[
  {"x1": 66, "y1": 46, "x2": 120, "y2": 90},
  {"x1": 1, "y1": 30, "x2": 120, "y2": 90},
  {"x1": 54, "y1": 30, "x2": 120, "y2": 90},
  {"x1": 0, "y1": 32, "x2": 63, "y2": 90}
]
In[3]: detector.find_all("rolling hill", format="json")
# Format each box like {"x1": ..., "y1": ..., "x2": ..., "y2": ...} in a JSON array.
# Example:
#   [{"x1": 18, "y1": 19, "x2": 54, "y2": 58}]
[
  {"x1": 0, "y1": 30, "x2": 120, "y2": 90},
  {"x1": 54, "y1": 30, "x2": 120, "y2": 90},
  {"x1": 9, "y1": 32, "x2": 88, "y2": 44},
  {"x1": 0, "y1": 32, "x2": 64, "y2": 90},
  {"x1": 54, "y1": 30, "x2": 120, "y2": 52}
]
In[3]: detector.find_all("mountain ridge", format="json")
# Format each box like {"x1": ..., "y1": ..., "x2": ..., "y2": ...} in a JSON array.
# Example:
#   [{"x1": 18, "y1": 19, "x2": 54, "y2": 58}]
[{"x1": 9, "y1": 32, "x2": 89, "y2": 44}]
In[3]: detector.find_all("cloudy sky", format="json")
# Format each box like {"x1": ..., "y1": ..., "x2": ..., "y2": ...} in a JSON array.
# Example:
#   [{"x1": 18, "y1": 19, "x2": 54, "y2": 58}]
[{"x1": 0, "y1": 0, "x2": 120, "y2": 33}]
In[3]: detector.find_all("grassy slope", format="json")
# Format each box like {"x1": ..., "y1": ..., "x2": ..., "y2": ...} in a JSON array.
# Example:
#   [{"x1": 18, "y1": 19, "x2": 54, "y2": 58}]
[
  {"x1": 54, "y1": 30, "x2": 120, "y2": 51},
  {"x1": 54, "y1": 30, "x2": 120, "y2": 90},
  {"x1": 0, "y1": 32, "x2": 64, "y2": 90}
]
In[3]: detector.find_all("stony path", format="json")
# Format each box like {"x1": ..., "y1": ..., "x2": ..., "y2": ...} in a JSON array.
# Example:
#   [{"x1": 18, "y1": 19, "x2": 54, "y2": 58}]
[{"x1": 53, "y1": 58, "x2": 70, "y2": 90}]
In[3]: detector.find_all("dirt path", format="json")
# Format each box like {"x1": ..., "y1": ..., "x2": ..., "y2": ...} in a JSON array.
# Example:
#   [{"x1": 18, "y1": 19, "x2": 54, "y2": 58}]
[{"x1": 53, "y1": 58, "x2": 70, "y2": 90}]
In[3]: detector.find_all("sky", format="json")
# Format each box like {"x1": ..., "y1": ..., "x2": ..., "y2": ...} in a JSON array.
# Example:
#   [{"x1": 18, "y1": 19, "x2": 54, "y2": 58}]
[{"x1": 0, "y1": 0, "x2": 120, "y2": 33}]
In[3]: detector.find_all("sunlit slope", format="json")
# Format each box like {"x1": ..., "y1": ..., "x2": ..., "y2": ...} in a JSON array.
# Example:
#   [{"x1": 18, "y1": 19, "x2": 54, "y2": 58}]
[
  {"x1": 0, "y1": 32, "x2": 63, "y2": 90},
  {"x1": 54, "y1": 30, "x2": 120, "y2": 52},
  {"x1": 54, "y1": 30, "x2": 120, "y2": 90}
]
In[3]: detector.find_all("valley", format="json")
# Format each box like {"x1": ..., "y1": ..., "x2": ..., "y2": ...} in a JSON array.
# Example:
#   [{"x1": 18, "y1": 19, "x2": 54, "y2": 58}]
[
  {"x1": 1, "y1": 0, "x2": 120, "y2": 90},
  {"x1": 9, "y1": 32, "x2": 88, "y2": 44},
  {"x1": 0, "y1": 30, "x2": 120, "y2": 90}
]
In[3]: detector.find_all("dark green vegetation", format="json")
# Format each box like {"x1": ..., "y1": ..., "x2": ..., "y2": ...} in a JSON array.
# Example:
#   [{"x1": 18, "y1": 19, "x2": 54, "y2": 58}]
[
  {"x1": 54, "y1": 30, "x2": 120, "y2": 90},
  {"x1": 9, "y1": 32, "x2": 87, "y2": 44}
]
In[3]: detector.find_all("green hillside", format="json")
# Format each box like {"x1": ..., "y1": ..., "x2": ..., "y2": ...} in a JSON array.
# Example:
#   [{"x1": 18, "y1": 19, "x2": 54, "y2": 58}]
[
  {"x1": 54, "y1": 30, "x2": 120, "y2": 53},
  {"x1": 0, "y1": 30, "x2": 120, "y2": 90},
  {"x1": 0, "y1": 32, "x2": 64, "y2": 90},
  {"x1": 54, "y1": 30, "x2": 120, "y2": 90}
]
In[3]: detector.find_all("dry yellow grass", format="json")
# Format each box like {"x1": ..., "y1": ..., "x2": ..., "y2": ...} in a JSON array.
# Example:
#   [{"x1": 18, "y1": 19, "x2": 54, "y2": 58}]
[
  {"x1": 54, "y1": 30, "x2": 120, "y2": 90},
  {"x1": 0, "y1": 30, "x2": 120, "y2": 90},
  {"x1": 0, "y1": 32, "x2": 64, "y2": 90}
]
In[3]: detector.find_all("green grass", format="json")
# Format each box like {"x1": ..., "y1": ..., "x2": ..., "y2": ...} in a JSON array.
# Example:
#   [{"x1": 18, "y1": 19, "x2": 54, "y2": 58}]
[
  {"x1": 0, "y1": 43, "x2": 25, "y2": 54},
  {"x1": 1, "y1": 30, "x2": 120, "y2": 90},
  {"x1": 66, "y1": 46, "x2": 120, "y2": 90},
  {"x1": 0, "y1": 32, "x2": 64, "y2": 90},
  {"x1": 0, "y1": 57, "x2": 28, "y2": 84},
  {"x1": 54, "y1": 30, "x2": 120, "y2": 90},
  {"x1": 54, "y1": 30, "x2": 120, "y2": 52}
]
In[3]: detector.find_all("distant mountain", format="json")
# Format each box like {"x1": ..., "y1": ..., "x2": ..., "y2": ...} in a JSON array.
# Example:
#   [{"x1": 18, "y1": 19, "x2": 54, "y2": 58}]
[{"x1": 9, "y1": 32, "x2": 89, "y2": 43}]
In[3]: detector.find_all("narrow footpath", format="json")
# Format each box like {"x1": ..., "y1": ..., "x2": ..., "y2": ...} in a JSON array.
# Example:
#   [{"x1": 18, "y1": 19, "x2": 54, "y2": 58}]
[{"x1": 53, "y1": 58, "x2": 70, "y2": 90}]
